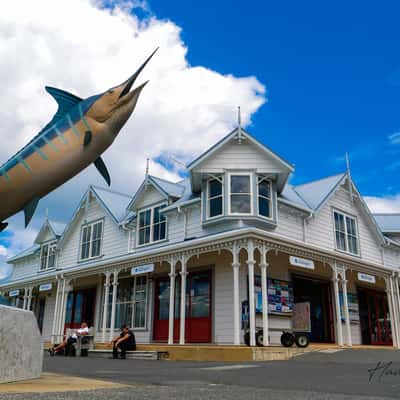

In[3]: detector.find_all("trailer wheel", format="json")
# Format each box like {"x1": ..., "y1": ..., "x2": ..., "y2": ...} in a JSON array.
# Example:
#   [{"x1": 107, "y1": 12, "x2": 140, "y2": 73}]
[
  {"x1": 295, "y1": 333, "x2": 309, "y2": 348},
  {"x1": 256, "y1": 330, "x2": 264, "y2": 346},
  {"x1": 280, "y1": 332, "x2": 294, "y2": 347}
]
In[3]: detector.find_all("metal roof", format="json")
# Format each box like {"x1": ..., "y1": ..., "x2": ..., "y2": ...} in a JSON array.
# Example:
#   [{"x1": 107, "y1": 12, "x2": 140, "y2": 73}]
[{"x1": 373, "y1": 214, "x2": 400, "y2": 233}]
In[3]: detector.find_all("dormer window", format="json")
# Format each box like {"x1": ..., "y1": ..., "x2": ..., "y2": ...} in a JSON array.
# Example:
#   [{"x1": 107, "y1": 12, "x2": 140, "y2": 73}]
[
  {"x1": 333, "y1": 210, "x2": 359, "y2": 255},
  {"x1": 207, "y1": 176, "x2": 223, "y2": 218},
  {"x1": 257, "y1": 176, "x2": 272, "y2": 219},
  {"x1": 229, "y1": 173, "x2": 252, "y2": 214},
  {"x1": 137, "y1": 204, "x2": 167, "y2": 246},
  {"x1": 80, "y1": 220, "x2": 103, "y2": 261},
  {"x1": 40, "y1": 241, "x2": 56, "y2": 271}
]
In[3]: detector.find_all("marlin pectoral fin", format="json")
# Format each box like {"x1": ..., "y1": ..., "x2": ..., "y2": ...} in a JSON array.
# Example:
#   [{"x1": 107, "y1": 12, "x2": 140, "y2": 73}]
[
  {"x1": 94, "y1": 157, "x2": 111, "y2": 186},
  {"x1": 83, "y1": 131, "x2": 92, "y2": 147},
  {"x1": 0, "y1": 222, "x2": 8, "y2": 232},
  {"x1": 23, "y1": 197, "x2": 40, "y2": 228}
]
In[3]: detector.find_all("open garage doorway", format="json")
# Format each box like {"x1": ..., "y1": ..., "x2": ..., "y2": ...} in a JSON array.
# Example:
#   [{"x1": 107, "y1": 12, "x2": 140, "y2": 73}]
[{"x1": 292, "y1": 275, "x2": 335, "y2": 343}]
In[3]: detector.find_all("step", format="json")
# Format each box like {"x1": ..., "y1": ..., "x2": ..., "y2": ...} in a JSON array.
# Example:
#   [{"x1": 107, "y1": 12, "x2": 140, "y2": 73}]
[{"x1": 88, "y1": 349, "x2": 168, "y2": 360}]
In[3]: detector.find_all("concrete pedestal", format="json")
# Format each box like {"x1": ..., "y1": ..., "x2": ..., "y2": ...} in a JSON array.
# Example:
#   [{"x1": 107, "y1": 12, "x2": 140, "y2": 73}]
[{"x1": 0, "y1": 305, "x2": 43, "y2": 383}]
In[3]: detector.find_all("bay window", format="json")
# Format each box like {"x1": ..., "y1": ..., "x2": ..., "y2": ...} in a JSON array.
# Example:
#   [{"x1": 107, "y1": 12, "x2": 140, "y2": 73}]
[
  {"x1": 207, "y1": 176, "x2": 223, "y2": 218},
  {"x1": 258, "y1": 176, "x2": 272, "y2": 218},
  {"x1": 80, "y1": 220, "x2": 103, "y2": 260},
  {"x1": 333, "y1": 210, "x2": 359, "y2": 255},
  {"x1": 229, "y1": 174, "x2": 252, "y2": 214},
  {"x1": 138, "y1": 205, "x2": 166, "y2": 246},
  {"x1": 40, "y1": 241, "x2": 57, "y2": 271}
]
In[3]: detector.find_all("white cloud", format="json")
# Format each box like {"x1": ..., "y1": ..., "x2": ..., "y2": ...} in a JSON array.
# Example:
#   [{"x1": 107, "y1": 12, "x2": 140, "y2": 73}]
[
  {"x1": 0, "y1": 246, "x2": 7, "y2": 257},
  {"x1": 364, "y1": 195, "x2": 400, "y2": 213},
  {"x1": 388, "y1": 132, "x2": 400, "y2": 145},
  {"x1": 0, "y1": 0, "x2": 265, "y2": 235}
]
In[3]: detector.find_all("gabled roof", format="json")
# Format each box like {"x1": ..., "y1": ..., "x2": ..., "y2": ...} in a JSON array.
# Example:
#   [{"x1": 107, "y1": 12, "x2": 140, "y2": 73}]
[
  {"x1": 187, "y1": 128, "x2": 294, "y2": 172},
  {"x1": 373, "y1": 214, "x2": 400, "y2": 233},
  {"x1": 34, "y1": 219, "x2": 66, "y2": 244},
  {"x1": 292, "y1": 173, "x2": 347, "y2": 211},
  {"x1": 7, "y1": 244, "x2": 40, "y2": 263},
  {"x1": 58, "y1": 185, "x2": 131, "y2": 247},
  {"x1": 162, "y1": 178, "x2": 201, "y2": 212},
  {"x1": 127, "y1": 175, "x2": 185, "y2": 210}
]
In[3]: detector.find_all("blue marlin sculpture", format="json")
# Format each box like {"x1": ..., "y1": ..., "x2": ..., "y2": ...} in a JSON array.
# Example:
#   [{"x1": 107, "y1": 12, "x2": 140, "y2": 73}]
[{"x1": 0, "y1": 49, "x2": 158, "y2": 232}]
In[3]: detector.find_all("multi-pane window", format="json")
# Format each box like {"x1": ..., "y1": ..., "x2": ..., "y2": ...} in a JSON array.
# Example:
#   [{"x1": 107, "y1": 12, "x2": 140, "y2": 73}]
[
  {"x1": 137, "y1": 205, "x2": 166, "y2": 246},
  {"x1": 258, "y1": 176, "x2": 272, "y2": 218},
  {"x1": 207, "y1": 177, "x2": 223, "y2": 218},
  {"x1": 80, "y1": 220, "x2": 103, "y2": 260},
  {"x1": 102, "y1": 276, "x2": 148, "y2": 329},
  {"x1": 40, "y1": 241, "x2": 57, "y2": 271},
  {"x1": 334, "y1": 210, "x2": 359, "y2": 255},
  {"x1": 230, "y1": 174, "x2": 252, "y2": 214}
]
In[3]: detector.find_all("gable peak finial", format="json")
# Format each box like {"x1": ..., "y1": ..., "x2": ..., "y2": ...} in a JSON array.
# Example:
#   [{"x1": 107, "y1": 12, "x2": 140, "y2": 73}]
[
  {"x1": 345, "y1": 152, "x2": 351, "y2": 176},
  {"x1": 145, "y1": 158, "x2": 150, "y2": 178},
  {"x1": 237, "y1": 106, "x2": 243, "y2": 143},
  {"x1": 45, "y1": 208, "x2": 49, "y2": 220}
]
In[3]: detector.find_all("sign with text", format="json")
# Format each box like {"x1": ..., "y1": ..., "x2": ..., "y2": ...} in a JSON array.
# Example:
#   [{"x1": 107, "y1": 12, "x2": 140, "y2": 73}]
[
  {"x1": 289, "y1": 256, "x2": 315, "y2": 270},
  {"x1": 9, "y1": 290, "x2": 20, "y2": 297},
  {"x1": 357, "y1": 273, "x2": 376, "y2": 284},
  {"x1": 131, "y1": 264, "x2": 154, "y2": 276},
  {"x1": 39, "y1": 283, "x2": 52, "y2": 292}
]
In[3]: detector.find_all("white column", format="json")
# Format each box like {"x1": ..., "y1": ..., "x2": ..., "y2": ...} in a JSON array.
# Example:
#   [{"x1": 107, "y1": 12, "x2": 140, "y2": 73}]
[
  {"x1": 394, "y1": 274, "x2": 400, "y2": 348},
  {"x1": 332, "y1": 273, "x2": 344, "y2": 346},
  {"x1": 247, "y1": 239, "x2": 256, "y2": 347},
  {"x1": 101, "y1": 271, "x2": 111, "y2": 343},
  {"x1": 179, "y1": 257, "x2": 188, "y2": 345},
  {"x1": 232, "y1": 242, "x2": 241, "y2": 345},
  {"x1": 55, "y1": 278, "x2": 66, "y2": 342},
  {"x1": 168, "y1": 259, "x2": 176, "y2": 345},
  {"x1": 51, "y1": 278, "x2": 62, "y2": 344},
  {"x1": 341, "y1": 278, "x2": 352, "y2": 346},
  {"x1": 26, "y1": 287, "x2": 33, "y2": 311},
  {"x1": 109, "y1": 269, "x2": 120, "y2": 342},
  {"x1": 259, "y1": 243, "x2": 269, "y2": 346},
  {"x1": 22, "y1": 287, "x2": 28, "y2": 310},
  {"x1": 387, "y1": 276, "x2": 399, "y2": 348},
  {"x1": 59, "y1": 280, "x2": 71, "y2": 340}
]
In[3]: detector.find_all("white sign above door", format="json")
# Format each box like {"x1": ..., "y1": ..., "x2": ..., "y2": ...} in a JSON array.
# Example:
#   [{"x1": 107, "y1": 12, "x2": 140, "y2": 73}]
[
  {"x1": 289, "y1": 256, "x2": 315, "y2": 270},
  {"x1": 357, "y1": 273, "x2": 376, "y2": 284}
]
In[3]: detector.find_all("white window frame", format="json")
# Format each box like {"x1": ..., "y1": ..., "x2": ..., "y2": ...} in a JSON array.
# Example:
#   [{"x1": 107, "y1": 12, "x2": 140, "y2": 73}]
[
  {"x1": 257, "y1": 176, "x2": 273, "y2": 220},
  {"x1": 228, "y1": 172, "x2": 253, "y2": 215},
  {"x1": 333, "y1": 209, "x2": 360, "y2": 256},
  {"x1": 128, "y1": 229, "x2": 135, "y2": 252},
  {"x1": 100, "y1": 275, "x2": 149, "y2": 331},
  {"x1": 136, "y1": 203, "x2": 167, "y2": 247},
  {"x1": 79, "y1": 219, "x2": 104, "y2": 261},
  {"x1": 39, "y1": 241, "x2": 57, "y2": 271},
  {"x1": 206, "y1": 175, "x2": 224, "y2": 219}
]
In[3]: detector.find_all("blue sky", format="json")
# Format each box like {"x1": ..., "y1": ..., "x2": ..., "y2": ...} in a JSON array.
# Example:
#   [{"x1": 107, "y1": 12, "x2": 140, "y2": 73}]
[
  {"x1": 0, "y1": 0, "x2": 400, "y2": 279},
  {"x1": 150, "y1": 0, "x2": 400, "y2": 195}
]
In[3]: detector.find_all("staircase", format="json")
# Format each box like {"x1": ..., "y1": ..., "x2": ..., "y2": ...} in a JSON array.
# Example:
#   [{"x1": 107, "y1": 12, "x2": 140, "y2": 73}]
[{"x1": 88, "y1": 349, "x2": 168, "y2": 360}]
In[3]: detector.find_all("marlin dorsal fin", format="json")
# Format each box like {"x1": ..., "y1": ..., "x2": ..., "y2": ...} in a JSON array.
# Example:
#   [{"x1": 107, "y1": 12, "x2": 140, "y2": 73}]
[{"x1": 45, "y1": 86, "x2": 83, "y2": 122}]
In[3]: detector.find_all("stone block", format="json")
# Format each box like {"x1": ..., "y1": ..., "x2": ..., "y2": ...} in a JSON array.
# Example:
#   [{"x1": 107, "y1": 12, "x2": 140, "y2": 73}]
[{"x1": 0, "y1": 305, "x2": 43, "y2": 383}]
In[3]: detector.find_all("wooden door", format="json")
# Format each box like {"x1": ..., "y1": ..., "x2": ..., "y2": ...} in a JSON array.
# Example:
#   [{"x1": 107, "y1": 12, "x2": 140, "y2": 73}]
[
  {"x1": 64, "y1": 288, "x2": 96, "y2": 330},
  {"x1": 367, "y1": 290, "x2": 392, "y2": 345}
]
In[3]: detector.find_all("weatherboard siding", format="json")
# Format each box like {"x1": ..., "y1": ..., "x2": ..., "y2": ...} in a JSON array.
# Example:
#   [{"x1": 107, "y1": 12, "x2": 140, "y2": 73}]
[
  {"x1": 57, "y1": 197, "x2": 128, "y2": 269},
  {"x1": 275, "y1": 205, "x2": 304, "y2": 241},
  {"x1": 10, "y1": 256, "x2": 39, "y2": 281},
  {"x1": 307, "y1": 185, "x2": 382, "y2": 265},
  {"x1": 134, "y1": 186, "x2": 165, "y2": 210},
  {"x1": 192, "y1": 140, "x2": 286, "y2": 173}
]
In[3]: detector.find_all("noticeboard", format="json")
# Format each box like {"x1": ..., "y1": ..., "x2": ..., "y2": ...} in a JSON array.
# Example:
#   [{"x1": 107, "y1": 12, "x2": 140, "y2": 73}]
[{"x1": 254, "y1": 275, "x2": 294, "y2": 314}]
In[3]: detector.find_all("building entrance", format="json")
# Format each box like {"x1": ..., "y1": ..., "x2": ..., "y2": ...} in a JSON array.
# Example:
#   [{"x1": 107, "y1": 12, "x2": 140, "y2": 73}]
[
  {"x1": 358, "y1": 288, "x2": 392, "y2": 345},
  {"x1": 292, "y1": 275, "x2": 335, "y2": 343},
  {"x1": 64, "y1": 288, "x2": 96, "y2": 330}
]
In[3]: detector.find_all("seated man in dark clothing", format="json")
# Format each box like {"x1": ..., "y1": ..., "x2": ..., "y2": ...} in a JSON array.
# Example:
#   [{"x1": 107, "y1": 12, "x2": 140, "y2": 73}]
[{"x1": 111, "y1": 325, "x2": 136, "y2": 359}]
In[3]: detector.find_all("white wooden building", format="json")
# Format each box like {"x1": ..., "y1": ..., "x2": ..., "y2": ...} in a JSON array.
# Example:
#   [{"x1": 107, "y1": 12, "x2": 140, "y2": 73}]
[{"x1": 1, "y1": 128, "x2": 400, "y2": 348}]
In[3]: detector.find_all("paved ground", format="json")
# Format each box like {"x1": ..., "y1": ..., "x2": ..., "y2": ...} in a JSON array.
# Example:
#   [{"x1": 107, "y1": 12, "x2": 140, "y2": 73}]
[{"x1": 2, "y1": 349, "x2": 400, "y2": 399}]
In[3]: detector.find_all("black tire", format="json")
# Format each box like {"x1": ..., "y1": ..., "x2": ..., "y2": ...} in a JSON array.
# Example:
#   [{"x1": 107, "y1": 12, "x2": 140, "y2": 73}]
[
  {"x1": 295, "y1": 333, "x2": 310, "y2": 348},
  {"x1": 256, "y1": 330, "x2": 264, "y2": 346},
  {"x1": 280, "y1": 332, "x2": 295, "y2": 347},
  {"x1": 244, "y1": 331, "x2": 250, "y2": 346}
]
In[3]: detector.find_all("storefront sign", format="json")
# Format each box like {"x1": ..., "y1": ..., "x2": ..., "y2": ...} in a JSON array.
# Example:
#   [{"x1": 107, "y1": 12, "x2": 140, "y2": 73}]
[
  {"x1": 289, "y1": 256, "x2": 315, "y2": 270},
  {"x1": 131, "y1": 264, "x2": 154, "y2": 276},
  {"x1": 9, "y1": 289, "x2": 20, "y2": 297},
  {"x1": 357, "y1": 273, "x2": 376, "y2": 284},
  {"x1": 39, "y1": 283, "x2": 52, "y2": 292}
]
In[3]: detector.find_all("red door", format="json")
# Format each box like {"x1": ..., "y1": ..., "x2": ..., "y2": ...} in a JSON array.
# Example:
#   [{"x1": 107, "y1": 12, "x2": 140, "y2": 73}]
[
  {"x1": 366, "y1": 290, "x2": 392, "y2": 345},
  {"x1": 64, "y1": 288, "x2": 96, "y2": 330},
  {"x1": 153, "y1": 271, "x2": 212, "y2": 343}
]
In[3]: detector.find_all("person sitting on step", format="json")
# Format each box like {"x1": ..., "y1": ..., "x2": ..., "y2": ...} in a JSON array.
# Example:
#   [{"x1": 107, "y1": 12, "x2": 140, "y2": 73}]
[
  {"x1": 49, "y1": 322, "x2": 89, "y2": 356},
  {"x1": 111, "y1": 324, "x2": 136, "y2": 359}
]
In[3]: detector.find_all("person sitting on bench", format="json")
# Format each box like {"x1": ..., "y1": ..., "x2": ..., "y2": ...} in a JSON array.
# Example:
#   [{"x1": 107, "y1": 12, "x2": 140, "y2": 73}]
[
  {"x1": 111, "y1": 325, "x2": 136, "y2": 359},
  {"x1": 49, "y1": 322, "x2": 89, "y2": 356}
]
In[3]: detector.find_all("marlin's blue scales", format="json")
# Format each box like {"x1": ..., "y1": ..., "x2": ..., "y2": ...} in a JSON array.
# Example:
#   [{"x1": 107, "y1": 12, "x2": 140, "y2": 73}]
[{"x1": 0, "y1": 49, "x2": 158, "y2": 232}]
